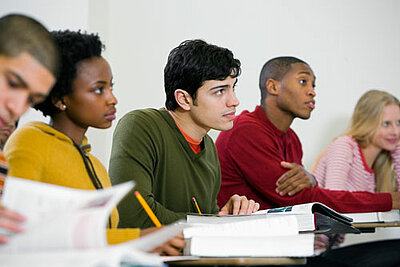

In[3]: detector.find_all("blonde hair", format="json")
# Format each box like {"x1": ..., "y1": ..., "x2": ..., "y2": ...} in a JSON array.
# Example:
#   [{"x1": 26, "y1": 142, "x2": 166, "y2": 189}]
[{"x1": 346, "y1": 90, "x2": 400, "y2": 192}]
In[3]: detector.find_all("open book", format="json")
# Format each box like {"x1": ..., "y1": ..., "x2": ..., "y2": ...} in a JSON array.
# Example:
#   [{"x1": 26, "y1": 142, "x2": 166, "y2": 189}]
[
  {"x1": 0, "y1": 177, "x2": 188, "y2": 266},
  {"x1": 188, "y1": 202, "x2": 358, "y2": 234},
  {"x1": 0, "y1": 176, "x2": 135, "y2": 252}
]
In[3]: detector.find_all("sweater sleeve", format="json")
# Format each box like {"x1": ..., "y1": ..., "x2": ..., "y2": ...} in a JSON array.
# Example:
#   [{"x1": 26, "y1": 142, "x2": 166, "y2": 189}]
[
  {"x1": 391, "y1": 144, "x2": 400, "y2": 191},
  {"x1": 106, "y1": 228, "x2": 140, "y2": 245},
  {"x1": 4, "y1": 125, "x2": 46, "y2": 181},
  {"x1": 313, "y1": 136, "x2": 356, "y2": 190},
  {"x1": 226, "y1": 123, "x2": 392, "y2": 213},
  {"x1": 109, "y1": 113, "x2": 186, "y2": 229}
]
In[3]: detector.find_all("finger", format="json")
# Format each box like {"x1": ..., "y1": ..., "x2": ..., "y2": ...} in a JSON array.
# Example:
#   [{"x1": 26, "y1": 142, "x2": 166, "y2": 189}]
[
  {"x1": 0, "y1": 218, "x2": 24, "y2": 233},
  {"x1": 218, "y1": 199, "x2": 232, "y2": 215},
  {"x1": 253, "y1": 202, "x2": 260, "y2": 213},
  {"x1": 280, "y1": 161, "x2": 295, "y2": 169},
  {"x1": 246, "y1": 199, "x2": 255, "y2": 215},
  {"x1": 288, "y1": 184, "x2": 307, "y2": 196},
  {"x1": 0, "y1": 235, "x2": 9, "y2": 244},
  {"x1": 161, "y1": 243, "x2": 183, "y2": 256},
  {"x1": 277, "y1": 174, "x2": 302, "y2": 195},
  {"x1": 236, "y1": 196, "x2": 248, "y2": 215},
  {"x1": 0, "y1": 206, "x2": 26, "y2": 222},
  {"x1": 168, "y1": 236, "x2": 185, "y2": 250},
  {"x1": 276, "y1": 168, "x2": 298, "y2": 186}
]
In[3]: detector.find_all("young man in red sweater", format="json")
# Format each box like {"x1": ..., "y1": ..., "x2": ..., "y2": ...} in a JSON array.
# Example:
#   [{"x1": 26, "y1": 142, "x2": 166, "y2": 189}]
[{"x1": 216, "y1": 56, "x2": 400, "y2": 213}]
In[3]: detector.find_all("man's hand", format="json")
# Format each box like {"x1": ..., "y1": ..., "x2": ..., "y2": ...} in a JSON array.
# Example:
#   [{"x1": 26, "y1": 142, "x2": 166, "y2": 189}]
[
  {"x1": 0, "y1": 206, "x2": 26, "y2": 244},
  {"x1": 276, "y1": 161, "x2": 316, "y2": 196},
  {"x1": 219, "y1": 194, "x2": 260, "y2": 215},
  {"x1": 140, "y1": 227, "x2": 185, "y2": 256}
]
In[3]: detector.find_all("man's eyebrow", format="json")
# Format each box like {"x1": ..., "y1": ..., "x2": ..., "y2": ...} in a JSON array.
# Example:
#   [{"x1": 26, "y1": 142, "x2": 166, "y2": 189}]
[
  {"x1": 9, "y1": 71, "x2": 28, "y2": 88},
  {"x1": 298, "y1": 71, "x2": 313, "y2": 76},
  {"x1": 298, "y1": 71, "x2": 316, "y2": 81},
  {"x1": 209, "y1": 84, "x2": 230, "y2": 91}
]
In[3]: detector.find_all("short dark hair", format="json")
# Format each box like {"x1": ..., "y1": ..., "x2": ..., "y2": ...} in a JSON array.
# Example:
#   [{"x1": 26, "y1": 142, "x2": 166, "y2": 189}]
[
  {"x1": 164, "y1": 39, "x2": 241, "y2": 111},
  {"x1": 259, "y1": 56, "x2": 308, "y2": 104},
  {"x1": 35, "y1": 30, "x2": 104, "y2": 117},
  {"x1": 0, "y1": 14, "x2": 59, "y2": 77}
]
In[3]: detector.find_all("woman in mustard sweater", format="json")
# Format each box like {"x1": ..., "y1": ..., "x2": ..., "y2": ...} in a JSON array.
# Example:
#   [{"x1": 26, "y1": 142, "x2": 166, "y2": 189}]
[{"x1": 4, "y1": 30, "x2": 183, "y2": 255}]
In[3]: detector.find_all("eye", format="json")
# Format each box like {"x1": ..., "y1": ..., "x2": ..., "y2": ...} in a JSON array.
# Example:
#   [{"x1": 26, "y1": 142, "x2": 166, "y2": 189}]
[
  {"x1": 215, "y1": 89, "x2": 225, "y2": 96},
  {"x1": 7, "y1": 77, "x2": 19, "y2": 89},
  {"x1": 396, "y1": 120, "x2": 400, "y2": 126},
  {"x1": 93, "y1": 87, "x2": 104, "y2": 95},
  {"x1": 299, "y1": 79, "x2": 307, "y2": 85},
  {"x1": 382, "y1": 121, "x2": 390, "y2": 127}
]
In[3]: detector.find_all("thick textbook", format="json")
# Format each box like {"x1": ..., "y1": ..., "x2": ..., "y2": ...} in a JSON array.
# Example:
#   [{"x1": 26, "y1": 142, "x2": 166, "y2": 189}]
[{"x1": 184, "y1": 215, "x2": 314, "y2": 257}]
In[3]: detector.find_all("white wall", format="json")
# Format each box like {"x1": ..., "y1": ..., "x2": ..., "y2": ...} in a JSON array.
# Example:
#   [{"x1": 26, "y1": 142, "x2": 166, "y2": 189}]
[{"x1": 1, "y1": 0, "x2": 400, "y2": 170}]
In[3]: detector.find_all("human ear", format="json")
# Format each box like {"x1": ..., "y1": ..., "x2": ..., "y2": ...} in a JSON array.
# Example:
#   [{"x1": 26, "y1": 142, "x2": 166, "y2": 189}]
[
  {"x1": 174, "y1": 89, "x2": 192, "y2": 111},
  {"x1": 52, "y1": 97, "x2": 67, "y2": 111},
  {"x1": 266, "y1": 79, "x2": 279, "y2": 96}
]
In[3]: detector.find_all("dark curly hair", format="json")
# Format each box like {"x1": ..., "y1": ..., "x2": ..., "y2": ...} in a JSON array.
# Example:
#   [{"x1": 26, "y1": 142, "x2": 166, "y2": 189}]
[
  {"x1": 34, "y1": 30, "x2": 104, "y2": 117},
  {"x1": 164, "y1": 39, "x2": 241, "y2": 111}
]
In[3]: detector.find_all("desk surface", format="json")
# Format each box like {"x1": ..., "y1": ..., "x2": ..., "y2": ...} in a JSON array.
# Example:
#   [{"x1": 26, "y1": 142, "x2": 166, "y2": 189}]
[
  {"x1": 353, "y1": 222, "x2": 400, "y2": 228},
  {"x1": 167, "y1": 257, "x2": 306, "y2": 266}
]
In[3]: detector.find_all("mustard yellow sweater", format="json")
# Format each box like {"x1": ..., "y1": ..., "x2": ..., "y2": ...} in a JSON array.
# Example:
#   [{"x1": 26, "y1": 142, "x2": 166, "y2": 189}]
[{"x1": 4, "y1": 122, "x2": 140, "y2": 244}]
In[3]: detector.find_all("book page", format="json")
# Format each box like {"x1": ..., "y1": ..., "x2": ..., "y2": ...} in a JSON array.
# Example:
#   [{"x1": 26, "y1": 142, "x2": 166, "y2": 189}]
[
  {"x1": 0, "y1": 177, "x2": 134, "y2": 252},
  {"x1": 118, "y1": 220, "x2": 188, "y2": 252},
  {"x1": 184, "y1": 215, "x2": 299, "y2": 238}
]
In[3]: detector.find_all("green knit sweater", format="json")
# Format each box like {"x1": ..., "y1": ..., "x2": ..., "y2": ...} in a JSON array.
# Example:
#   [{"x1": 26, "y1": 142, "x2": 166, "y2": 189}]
[{"x1": 109, "y1": 108, "x2": 221, "y2": 228}]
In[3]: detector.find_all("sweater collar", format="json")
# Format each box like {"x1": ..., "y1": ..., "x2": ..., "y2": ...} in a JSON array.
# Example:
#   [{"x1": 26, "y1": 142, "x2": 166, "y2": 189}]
[
  {"x1": 29, "y1": 122, "x2": 91, "y2": 153},
  {"x1": 253, "y1": 105, "x2": 288, "y2": 137},
  {"x1": 159, "y1": 108, "x2": 207, "y2": 158}
]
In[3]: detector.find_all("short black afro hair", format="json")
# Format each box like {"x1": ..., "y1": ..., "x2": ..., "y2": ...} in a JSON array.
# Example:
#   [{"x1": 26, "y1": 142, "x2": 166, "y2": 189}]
[{"x1": 34, "y1": 30, "x2": 104, "y2": 117}]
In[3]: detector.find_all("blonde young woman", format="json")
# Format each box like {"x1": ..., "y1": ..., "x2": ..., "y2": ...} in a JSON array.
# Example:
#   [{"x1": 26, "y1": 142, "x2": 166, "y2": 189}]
[{"x1": 313, "y1": 90, "x2": 400, "y2": 193}]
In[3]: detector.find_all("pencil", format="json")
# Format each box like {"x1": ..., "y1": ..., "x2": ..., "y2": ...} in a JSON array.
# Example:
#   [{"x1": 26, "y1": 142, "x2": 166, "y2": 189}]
[
  {"x1": 192, "y1": 196, "x2": 202, "y2": 215},
  {"x1": 134, "y1": 191, "x2": 162, "y2": 228}
]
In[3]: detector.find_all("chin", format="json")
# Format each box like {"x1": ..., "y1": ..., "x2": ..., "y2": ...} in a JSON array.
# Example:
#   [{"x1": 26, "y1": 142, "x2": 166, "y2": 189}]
[
  {"x1": 216, "y1": 123, "x2": 234, "y2": 132},
  {"x1": 297, "y1": 112, "x2": 312, "y2": 120}
]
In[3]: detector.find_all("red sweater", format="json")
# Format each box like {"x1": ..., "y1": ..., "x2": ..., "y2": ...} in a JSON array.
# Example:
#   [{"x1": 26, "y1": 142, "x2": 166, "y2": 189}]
[{"x1": 216, "y1": 105, "x2": 392, "y2": 213}]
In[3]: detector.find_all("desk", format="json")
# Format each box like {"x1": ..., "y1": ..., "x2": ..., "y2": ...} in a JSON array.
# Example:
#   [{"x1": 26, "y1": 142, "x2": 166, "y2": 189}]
[
  {"x1": 167, "y1": 257, "x2": 306, "y2": 266},
  {"x1": 352, "y1": 221, "x2": 400, "y2": 228}
]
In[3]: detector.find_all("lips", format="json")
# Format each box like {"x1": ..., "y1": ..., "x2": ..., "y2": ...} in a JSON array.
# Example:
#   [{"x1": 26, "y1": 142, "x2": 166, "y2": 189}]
[
  {"x1": 306, "y1": 100, "x2": 316, "y2": 110},
  {"x1": 386, "y1": 138, "x2": 399, "y2": 145},
  {"x1": 223, "y1": 110, "x2": 236, "y2": 120},
  {"x1": 105, "y1": 110, "x2": 116, "y2": 121}
]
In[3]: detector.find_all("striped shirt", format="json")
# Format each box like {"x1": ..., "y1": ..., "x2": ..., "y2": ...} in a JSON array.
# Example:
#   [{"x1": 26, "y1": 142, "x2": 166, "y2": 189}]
[{"x1": 313, "y1": 135, "x2": 400, "y2": 192}]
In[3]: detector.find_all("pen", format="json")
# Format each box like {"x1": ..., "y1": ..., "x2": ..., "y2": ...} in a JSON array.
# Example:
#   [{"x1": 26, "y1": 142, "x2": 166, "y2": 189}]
[
  {"x1": 192, "y1": 196, "x2": 202, "y2": 215},
  {"x1": 134, "y1": 191, "x2": 162, "y2": 228}
]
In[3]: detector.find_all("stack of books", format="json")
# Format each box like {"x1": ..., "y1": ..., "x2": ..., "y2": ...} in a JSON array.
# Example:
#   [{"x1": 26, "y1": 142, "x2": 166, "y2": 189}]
[{"x1": 184, "y1": 202, "x2": 358, "y2": 257}]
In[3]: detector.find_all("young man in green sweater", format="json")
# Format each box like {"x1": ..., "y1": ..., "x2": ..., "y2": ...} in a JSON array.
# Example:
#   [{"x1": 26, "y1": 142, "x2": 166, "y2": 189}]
[{"x1": 109, "y1": 39, "x2": 260, "y2": 228}]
